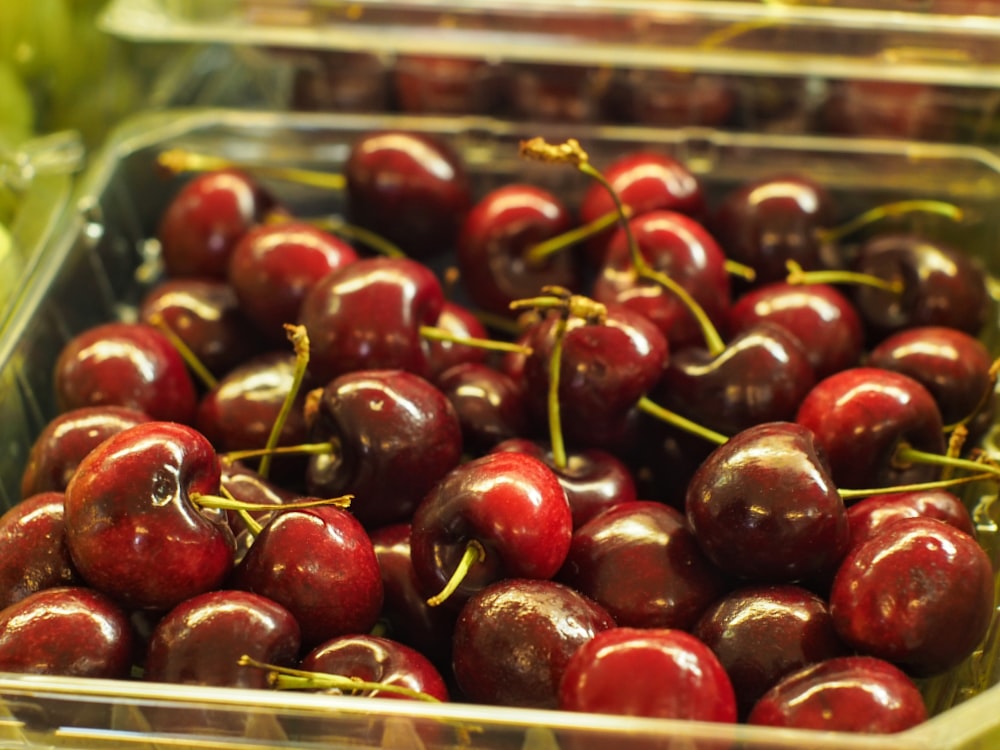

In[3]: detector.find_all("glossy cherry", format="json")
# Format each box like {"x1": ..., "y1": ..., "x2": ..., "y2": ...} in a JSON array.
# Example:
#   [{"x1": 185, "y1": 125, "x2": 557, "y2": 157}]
[
  {"x1": 227, "y1": 221, "x2": 359, "y2": 343},
  {"x1": 559, "y1": 500, "x2": 728, "y2": 629},
  {"x1": 748, "y1": 656, "x2": 927, "y2": 733},
  {"x1": 829, "y1": 517, "x2": 994, "y2": 676},
  {"x1": 305, "y1": 369, "x2": 463, "y2": 529},
  {"x1": 157, "y1": 168, "x2": 276, "y2": 279},
  {"x1": 63, "y1": 421, "x2": 235, "y2": 611},
  {"x1": 345, "y1": 130, "x2": 472, "y2": 259},
  {"x1": 693, "y1": 584, "x2": 847, "y2": 718},
  {"x1": 435, "y1": 362, "x2": 531, "y2": 454},
  {"x1": 686, "y1": 421, "x2": 850, "y2": 583},
  {"x1": 559, "y1": 627, "x2": 737, "y2": 723},
  {"x1": 451, "y1": 577, "x2": 615, "y2": 709},
  {"x1": 53, "y1": 322, "x2": 199, "y2": 425},
  {"x1": 20, "y1": 405, "x2": 151, "y2": 498},
  {"x1": 456, "y1": 183, "x2": 577, "y2": 317},
  {"x1": 846, "y1": 488, "x2": 975, "y2": 550}
]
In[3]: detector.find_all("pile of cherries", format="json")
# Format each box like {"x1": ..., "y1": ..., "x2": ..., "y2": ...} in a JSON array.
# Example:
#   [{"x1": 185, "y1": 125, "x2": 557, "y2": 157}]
[{"x1": 2, "y1": 126, "x2": 999, "y2": 740}]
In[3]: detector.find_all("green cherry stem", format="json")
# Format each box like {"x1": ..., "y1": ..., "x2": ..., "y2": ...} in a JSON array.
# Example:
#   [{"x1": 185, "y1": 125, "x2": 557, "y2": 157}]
[
  {"x1": 146, "y1": 311, "x2": 218, "y2": 390},
  {"x1": 190, "y1": 493, "x2": 352, "y2": 513},
  {"x1": 303, "y1": 215, "x2": 406, "y2": 258},
  {"x1": 418, "y1": 326, "x2": 533, "y2": 355},
  {"x1": 519, "y1": 137, "x2": 725, "y2": 357},
  {"x1": 837, "y1": 472, "x2": 998, "y2": 502},
  {"x1": 221, "y1": 441, "x2": 338, "y2": 464},
  {"x1": 815, "y1": 199, "x2": 964, "y2": 246},
  {"x1": 157, "y1": 148, "x2": 346, "y2": 191},
  {"x1": 785, "y1": 260, "x2": 903, "y2": 294},
  {"x1": 724, "y1": 259, "x2": 757, "y2": 282},
  {"x1": 635, "y1": 396, "x2": 729, "y2": 446},
  {"x1": 259, "y1": 324, "x2": 310, "y2": 481},
  {"x1": 546, "y1": 316, "x2": 569, "y2": 470},
  {"x1": 524, "y1": 206, "x2": 632, "y2": 267},
  {"x1": 426, "y1": 540, "x2": 486, "y2": 608},
  {"x1": 893, "y1": 443, "x2": 1000, "y2": 478},
  {"x1": 237, "y1": 656, "x2": 441, "y2": 702}
]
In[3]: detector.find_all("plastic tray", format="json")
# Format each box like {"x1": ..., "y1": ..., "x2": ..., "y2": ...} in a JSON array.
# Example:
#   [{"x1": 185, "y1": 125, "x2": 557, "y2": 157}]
[{"x1": 3, "y1": 108, "x2": 1000, "y2": 749}]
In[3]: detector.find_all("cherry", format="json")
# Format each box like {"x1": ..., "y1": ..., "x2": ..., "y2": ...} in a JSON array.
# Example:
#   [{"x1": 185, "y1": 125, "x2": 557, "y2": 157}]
[
  {"x1": 144, "y1": 589, "x2": 301, "y2": 689},
  {"x1": 0, "y1": 492, "x2": 80, "y2": 608},
  {"x1": 577, "y1": 151, "x2": 705, "y2": 265},
  {"x1": 822, "y1": 80, "x2": 953, "y2": 142},
  {"x1": 227, "y1": 221, "x2": 359, "y2": 344},
  {"x1": 654, "y1": 322, "x2": 816, "y2": 438},
  {"x1": 297, "y1": 256, "x2": 445, "y2": 383},
  {"x1": 611, "y1": 70, "x2": 738, "y2": 130},
  {"x1": 63, "y1": 421, "x2": 236, "y2": 611},
  {"x1": 686, "y1": 421, "x2": 850, "y2": 584},
  {"x1": 232, "y1": 504, "x2": 383, "y2": 648},
  {"x1": 692, "y1": 584, "x2": 847, "y2": 718},
  {"x1": 304, "y1": 369, "x2": 463, "y2": 529},
  {"x1": 492, "y1": 438, "x2": 638, "y2": 529},
  {"x1": 409, "y1": 451, "x2": 573, "y2": 608},
  {"x1": 727, "y1": 282, "x2": 864, "y2": 381},
  {"x1": 849, "y1": 233, "x2": 990, "y2": 341},
  {"x1": 795, "y1": 367, "x2": 947, "y2": 491},
  {"x1": 866, "y1": 325, "x2": 996, "y2": 431},
  {"x1": 559, "y1": 627, "x2": 737, "y2": 723},
  {"x1": 591, "y1": 210, "x2": 731, "y2": 351},
  {"x1": 425, "y1": 300, "x2": 490, "y2": 381},
  {"x1": 846, "y1": 488, "x2": 976, "y2": 550},
  {"x1": 829, "y1": 517, "x2": 994, "y2": 676},
  {"x1": 748, "y1": 655, "x2": 927, "y2": 733},
  {"x1": 711, "y1": 173, "x2": 836, "y2": 286},
  {"x1": 20, "y1": 405, "x2": 151, "y2": 498},
  {"x1": 506, "y1": 64, "x2": 609, "y2": 123},
  {"x1": 435, "y1": 362, "x2": 531, "y2": 454},
  {"x1": 157, "y1": 168, "x2": 276, "y2": 279},
  {"x1": 451, "y1": 577, "x2": 615, "y2": 708},
  {"x1": 369, "y1": 523, "x2": 457, "y2": 671},
  {"x1": 345, "y1": 130, "x2": 472, "y2": 259},
  {"x1": 558, "y1": 501, "x2": 728, "y2": 629},
  {"x1": 299, "y1": 633, "x2": 449, "y2": 701},
  {"x1": 139, "y1": 277, "x2": 263, "y2": 380},
  {"x1": 220, "y1": 461, "x2": 296, "y2": 543},
  {"x1": 456, "y1": 183, "x2": 577, "y2": 317},
  {"x1": 53, "y1": 322, "x2": 199, "y2": 425},
  {"x1": 393, "y1": 54, "x2": 502, "y2": 116}
]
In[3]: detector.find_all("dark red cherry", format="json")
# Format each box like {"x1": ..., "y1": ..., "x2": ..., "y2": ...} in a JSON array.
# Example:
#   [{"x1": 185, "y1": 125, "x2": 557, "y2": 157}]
[
  {"x1": 54, "y1": 322, "x2": 199, "y2": 425},
  {"x1": 559, "y1": 501, "x2": 728, "y2": 629},
  {"x1": 796, "y1": 367, "x2": 946, "y2": 490},
  {"x1": 0, "y1": 492, "x2": 80, "y2": 608},
  {"x1": 157, "y1": 169, "x2": 276, "y2": 279},
  {"x1": 559, "y1": 627, "x2": 737, "y2": 723},
  {"x1": 846, "y1": 489, "x2": 975, "y2": 550},
  {"x1": 727, "y1": 282, "x2": 864, "y2": 381},
  {"x1": 345, "y1": 130, "x2": 472, "y2": 259},
  {"x1": 393, "y1": 54, "x2": 503, "y2": 116},
  {"x1": 591, "y1": 210, "x2": 730, "y2": 351},
  {"x1": 693, "y1": 584, "x2": 847, "y2": 718},
  {"x1": 456, "y1": 183, "x2": 576, "y2": 317},
  {"x1": 20, "y1": 405, "x2": 151, "y2": 498},
  {"x1": 305, "y1": 369, "x2": 463, "y2": 529},
  {"x1": 711, "y1": 173, "x2": 836, "y2": 286},
  {"x1": 822, "y1": 80, "x2": 953, "y2": 142},
  {"x1": 748, "y1": 656, "x2": 927, "y2": 733},
  {"x1": 298, "y1": 256, "x2": 445, "y2": 383},
  {"x1": 227, "y1": 221, "x2": 359, "y2": 343},
  {"x1": 829, "y1": 517, "x2": 993, "y2": 676},
  {"x1": 451, "y1": 577, "x2": 615, "y2": 709},
  {"x1": 435, "y1": 363, "x2": 530, "y2": 454},
  {"x1": 686, "y1": 422, "x2": 850, "y2": 584},
  {"x1": 144, "y1": 589, "x2": 301, "y2": 689},
  {"x1": 138, "y1": 277, "x2": 263, "y2": 380}
]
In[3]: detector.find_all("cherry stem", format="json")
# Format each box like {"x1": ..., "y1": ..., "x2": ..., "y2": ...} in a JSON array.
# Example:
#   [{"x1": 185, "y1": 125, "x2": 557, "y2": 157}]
[
  {"x1": 724, "y1": 259, "x2": 757, "y2": 282},
  {"x1": 942, "y1": 425, "x2": 969, "y2": 482},
  {"x1": 237, "y1": 656, "x2": 440, "y2": 702},
  {"x1": 547, "y1": 316, "x2": 569, "y2": 470},
  {"x1": 304, "y1": 215, "x2": 406, "y2": 258},
  {"x1": 221, "y1": 441, "x2": 337, "y2": 463},
  {"x1": 635, "y1": 396, "x2": 729, "y2": 446},
  {"x1": 218, "y1": 483, "x2": 265, "y2": 536},
  {"x1": 418, "y1": 326, "x2": 533, "y2": 356},
  {"x1": 785, "y1": 260, "x2": 903, "y2": 295},
  {"x1": 944, "y1": 358, "x2": 1000, "y2": 434},
  {"x1": 524, "y1": 206, "x2": 632, "y2": 267},
  {"x1": 157, "y1": 149, "x2": 346, "y2": 191},
  {"x1": 815, "y1": 199, "x2": 963, "y2": 245},
  {"x1": 893, "y1": 443, "x2": 1000, "y2": 478},
  {"x1": 426, "y1": 539, "x2": 486, "y2": 608},
  {"x1": 518, "y1": 137, "x2": 726, "y2": 358},
  {"x1": 838, "y1": 472, "x2": 998, "y2": 501},
  {"x1": 191, "y1": 493, "x2": 352, "y2": 512},
  {"x1": 259, "y1": 324, "x2": 310, "y2": 481},
  {"x1": 145, "y1": 312, "x2": 218, "y2": 390}
]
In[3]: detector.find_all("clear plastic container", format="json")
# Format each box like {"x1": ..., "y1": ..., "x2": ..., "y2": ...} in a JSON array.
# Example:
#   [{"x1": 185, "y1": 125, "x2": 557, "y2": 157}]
[{"x1": 2, "y1": 107, "x2": 1000, "y2": 749}]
